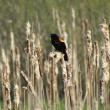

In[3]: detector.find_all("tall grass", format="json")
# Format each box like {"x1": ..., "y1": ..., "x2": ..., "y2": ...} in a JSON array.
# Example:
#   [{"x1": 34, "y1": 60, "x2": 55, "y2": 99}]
[{"x1": 0, "y1": 13, "x2": 110, "y2": 110}]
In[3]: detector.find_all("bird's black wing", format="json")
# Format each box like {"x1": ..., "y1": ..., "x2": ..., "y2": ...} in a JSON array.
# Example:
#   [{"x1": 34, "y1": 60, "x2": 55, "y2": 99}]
[{"x1": 52, "y1": 41, "x2": 66, "y2": 52}]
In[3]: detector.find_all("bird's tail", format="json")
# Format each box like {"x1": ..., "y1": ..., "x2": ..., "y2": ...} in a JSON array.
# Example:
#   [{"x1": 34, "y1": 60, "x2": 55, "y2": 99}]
[{"x1": 64, "y1": 51, "x2": 68, "y2": 61}]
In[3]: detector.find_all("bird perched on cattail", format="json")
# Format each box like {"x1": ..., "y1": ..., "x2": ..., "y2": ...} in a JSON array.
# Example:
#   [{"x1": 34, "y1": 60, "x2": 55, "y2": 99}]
[{"x1": 50, "y1": 34, "x2": 68, "y2": 61}]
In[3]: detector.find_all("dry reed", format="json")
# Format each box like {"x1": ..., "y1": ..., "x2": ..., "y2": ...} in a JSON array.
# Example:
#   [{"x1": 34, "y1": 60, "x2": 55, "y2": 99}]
[{"x1": 0, "y1": 18, "x2": 110, "y2": 110}]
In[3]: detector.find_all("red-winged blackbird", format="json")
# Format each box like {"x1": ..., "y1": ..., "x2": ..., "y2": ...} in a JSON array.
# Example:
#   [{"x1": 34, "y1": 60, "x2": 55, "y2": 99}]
[{"x1": 50, "y1": 34, "x2": 68, "y2": 61}]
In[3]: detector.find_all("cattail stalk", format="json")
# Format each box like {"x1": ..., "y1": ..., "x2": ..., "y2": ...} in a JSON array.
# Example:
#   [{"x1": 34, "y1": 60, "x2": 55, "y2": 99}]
[
  {"x1": 25, "y1": 21, "x2": 32, "y2": 110},
  {"x1": 48, "y1": 52, "x2": 63, "y2": 110},
  {"x1": 100, "y1": 20, "x2": 110, "y2": 110},
  {"x1": 34, "y1": 39, "x2": 44, "y2": 110},
  {"x1": 22, "y1": 87, "x2": 27, "y2": 110},
  {"x1": 100, "y1": 47, "x2": 109, "y2": 110},
  {"x1": 85, "y1": 29, "x2": 93, "y2": 110},
  {"x1": 1, "y1": 48, "x2": 11, "y2": 110},
  {"x1": 13, "y1": 47, "x2": 21, "y2": 110},
  {"x1": 21, "y1": 71, "x2": 36, "y2": 97},
  {"x1": 92, "y1": 41, "x2": 99, "y2": 110}
]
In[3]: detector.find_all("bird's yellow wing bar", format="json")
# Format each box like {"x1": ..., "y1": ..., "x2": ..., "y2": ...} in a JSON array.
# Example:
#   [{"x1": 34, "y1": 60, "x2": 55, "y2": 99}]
[{"x1": 59, "y1": 37, "x2": 64, "y2": 42}]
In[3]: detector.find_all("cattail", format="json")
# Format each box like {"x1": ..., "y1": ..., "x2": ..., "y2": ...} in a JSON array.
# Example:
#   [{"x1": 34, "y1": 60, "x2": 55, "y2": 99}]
[
  {"x1": 31, "y1": 33, "x2": 36, "y2": 55},
  {"x1": 10, "y1": 31, "x2": 16, "y2": 87},
  {"x1": 34, "y1": 53, "x2": 41, "y2": 80},
  {"x1": 25, "y1": 24, "x2": 31, "y2": 110},
  {"x1": 48, "y1": 51, "x2": 62, "y2": 110},
  {"x1": 61, "y1": 60, "x2": 67, "y2": 80},
  {"x1": 93, "y1": 41, "x2": 99, "y2": 68},
  {"x1": 100, "y1": 20, "x2": 110, "y2": 109},
  {"x1": 35, "y1": 34, "x2": 42, "y2": 59},
  {"x1": 100, "y1": 47, "x2": 109, "y2": 83},
  {"x1": 1, "y1": 48, "x2": 11, "y2": 110},
  {"x1": 100, "y1": 19, "x2": 110, "y2": 60},
  {"x1": 71, "y1": 38, "x2": 79, "y2": 110},
  {"x1": 100, "y1": 47, "x2": 109, "y2": 107},
  {"x1": 21, "y1": 71, "x2": 36, "y2": 97},
  {"x1": 71, "y1": 8, "x2": 75, "y2": 29},
  {"x1": 48, "y1": 52, "x2": 59, "y2": 75},
  {"x1": 44, "y1": 60, "x2": 51, "y2": 105},
  {"x1": 86, "y1": 30, "x2": 92, "y2": 57},
  {"x1": 22, "y1": 87, "x2": 27, "y2": 110},
  {"x1": 85, "y1": 29, "x2": 94, "y2": 110},
  {"x1": 34, "y1": 108, "x2": 42, "y2": 110},
  {"x1": 34, "y1": 34, "x2": 44, "y2": 109},
  {"x1": 12, "y1": 47, "x2": 21, "y2": 110},
  {"x1": 26, "y1": 21, "x2": 31, "y2": 38},
  {"x1": 10, "y1": 31, "x2": 15, "y2": 70},
  {"x1": 92, "y1": 41, "x2": 99, "y2": 110},
  {"x1": 44, "y1": 60, "x2": 51, "y2": 74},
  {"x1": 49, "y1": 52, "x2": 63, "y2": 64},
  {"x1": 36, "y1": 34, "x2": 41, "y2": 48},
  {"x1": 10, "y1": 31, "x2": 21, "y2": 110},
  {"x1": 13, "y1": 84, "x2": 20, "y2": 110},
  {"x1": 10, "y1": 31, "x2": 15, "y2": 50},
  {"x1": 25, "y1": 35, "x2": 31, "y2": 55},
  {"x1": 2, "y1": 48, "x2": 7, "y2": 64},
  {"x1": 15, "y1": 47, "x2": 20, "y2": 79}
]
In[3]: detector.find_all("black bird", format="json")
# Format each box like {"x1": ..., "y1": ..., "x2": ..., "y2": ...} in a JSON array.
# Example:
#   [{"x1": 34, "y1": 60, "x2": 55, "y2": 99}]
[{"x1": 50, "y1": 34, "x2": 68, "y2": 61}]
